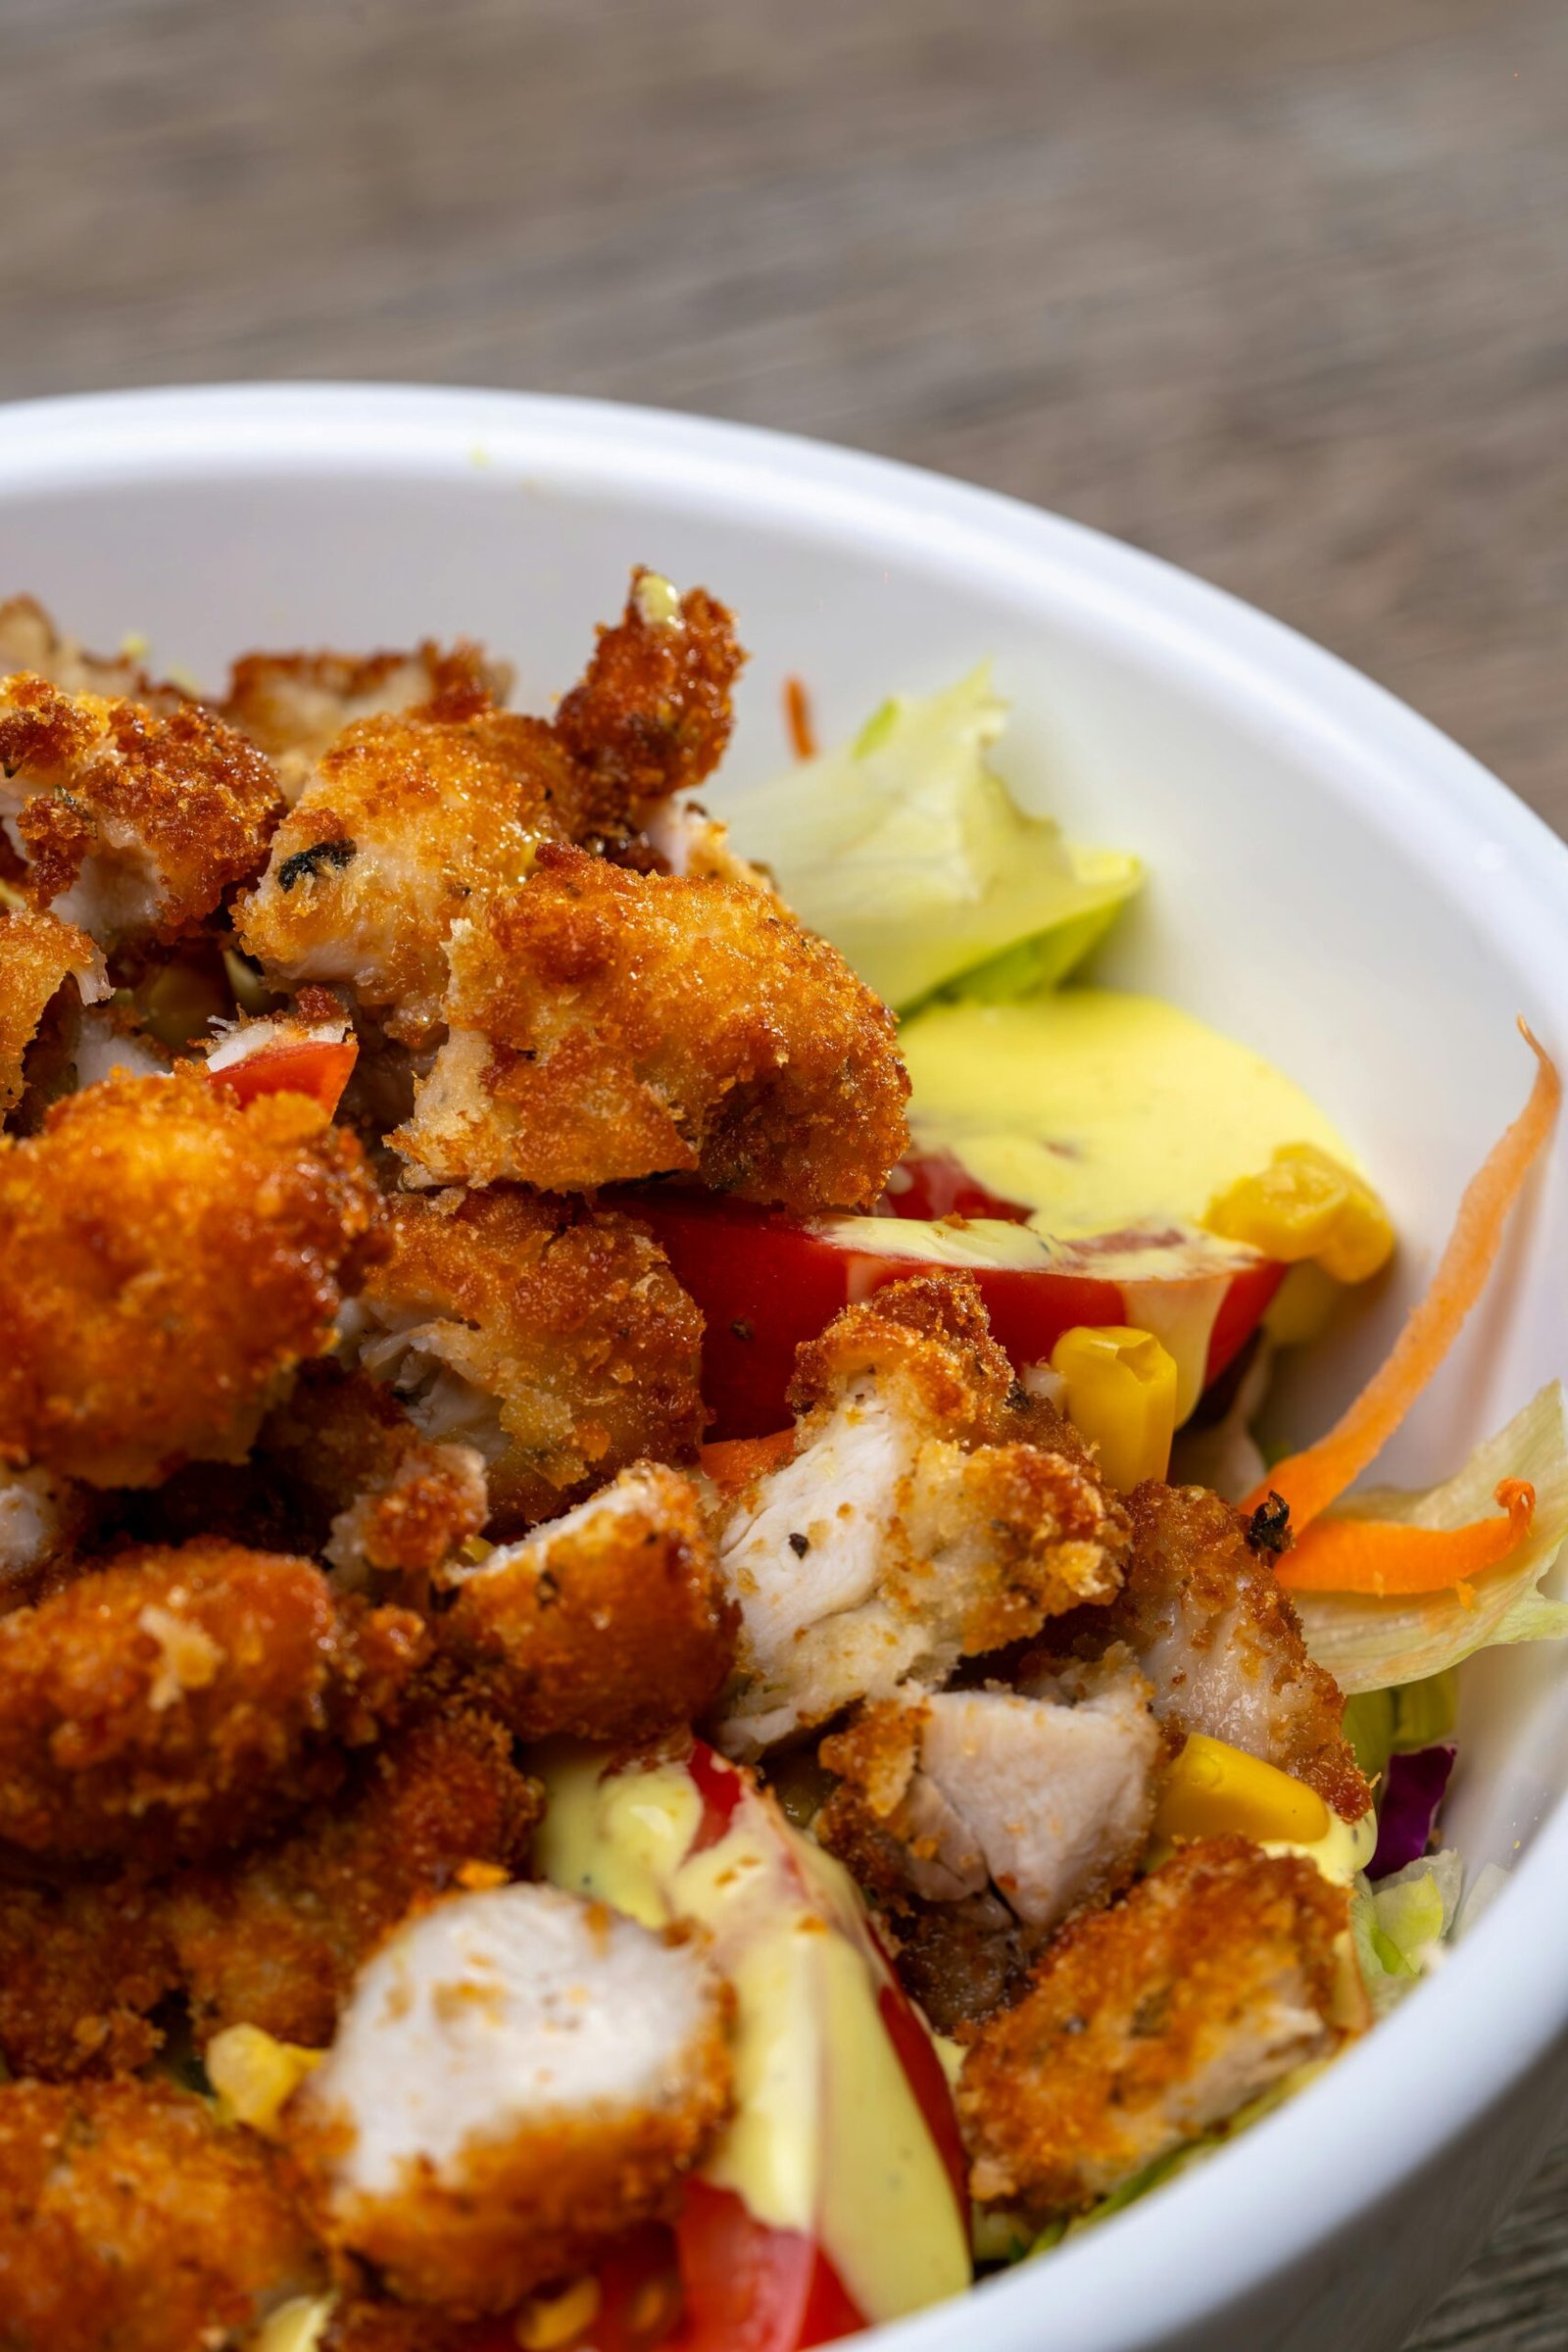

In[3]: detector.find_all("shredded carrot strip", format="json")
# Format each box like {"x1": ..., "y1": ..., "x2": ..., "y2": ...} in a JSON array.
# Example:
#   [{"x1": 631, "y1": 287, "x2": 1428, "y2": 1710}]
[
  {"x1": 1277, "y1": 1478, "x2": 1535, "y2": 1596},
  {"x1": 783, "y1": 675, "x2": 818, "y2": 762},
  {"x1": 700, "y1": 1429, "x2": 797, "y2": 1494},
  {"x1": 1245, "y1": 1023, "x2": 1559, "y2": 1534}
]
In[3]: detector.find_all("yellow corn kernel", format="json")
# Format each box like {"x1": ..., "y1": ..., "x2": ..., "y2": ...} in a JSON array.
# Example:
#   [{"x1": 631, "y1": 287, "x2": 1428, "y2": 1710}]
[
  {"x1": 1203, "y1": 1143, "x2": 1395, "y2": 1286},
  {"x1": 1050, "y1": 1324, "x2": 1178, "y2": 1493},
  {"x1": 515, "y1": 2275, "x2": 602, "y2": 2348},
  {"x1": 207, "y1": 2023, "x2": 321, "y2": 2138},
  {"x1": 253, "y1": 2297, "x2": 335, "y2": 2352},
  {"x1": 1155, "y1": 1733, "x2": 1331, "y2": 1846}
]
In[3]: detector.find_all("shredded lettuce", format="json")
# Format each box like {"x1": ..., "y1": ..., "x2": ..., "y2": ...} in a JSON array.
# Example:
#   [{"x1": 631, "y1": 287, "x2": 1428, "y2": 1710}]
[
  {"x1": 1343, "y1": 1669, "x2": 1458, "y2": 1781},
  {"x1": 1292, "y1": 1384, "x2": 1568, "y2": 1695},
  {"x1": 1350, "y1": 1851, "x2": 1463, "y2": 2016},
  {"x1": 703, "y1": 667, "x2": 1141, "y2": 1010}
]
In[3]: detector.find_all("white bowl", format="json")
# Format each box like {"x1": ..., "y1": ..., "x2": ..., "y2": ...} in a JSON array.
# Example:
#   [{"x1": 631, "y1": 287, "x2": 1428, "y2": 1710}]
[{"x1": 2, "y1": 382, "x2": 1565, "y2": 2352}]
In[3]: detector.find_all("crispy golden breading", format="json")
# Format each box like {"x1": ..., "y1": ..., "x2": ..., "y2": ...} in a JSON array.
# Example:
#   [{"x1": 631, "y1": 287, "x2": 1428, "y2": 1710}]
[
  {"x1": 223, "y1": 639, "x2": 513, "y2": 769},
  {"x1": 0, "y1": 2078, "x2": 321, "y2": 2352},
  {"x1": 0, "y1": 673, "x2": 280, "y2": 947},
  {"x1": 261, "y1": 1364, "x2": 489, "y2": 1589},
  {"x1": 346, "y1": 1187, "x2": 706, "y2": 1537},
  {"x1": 957, "y1": 1838, "x2": 1348, "y2": 2215},
  {"x1": 0, "y1": 1068, "x2": 382, "y2": 1489},
  {"x1": 0, "y1": 597, "x2": 184, "y2": 707},
  {"x1": 554, "y1": 570, "x2": 745, "y2": 829},
  {"x1": 167, "y1": 1701, "x2": 541, "y2": 2049},
  {"x1": 237, "y1": 705, "x2": 594, "y2": 1046},
  {"x1": 392, "y1": 847, "x2": 909, "y2": 1209},
  {"x1": 712, "y1": 1275, "x2": 1131, "y2": 1757},
  {"x1": 1046, "y1": 1480, "x2": 1369, "y2": 1820},
  {"x1": 0, "y1": 1540, "x2": 427, "y2": 1863},
  {"x1": 441, "y1": 1463, "x2": 738, "y2": 1743},
  {"x1": 0, "y1": 1874, "x2": 175, "y2": 2080},
  {"x1": 0, "y1": 909, "x2": 106, "y2": 1114}
]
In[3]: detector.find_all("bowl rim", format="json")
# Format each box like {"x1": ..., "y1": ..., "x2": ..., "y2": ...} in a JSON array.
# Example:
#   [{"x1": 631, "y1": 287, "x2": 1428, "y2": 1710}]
[{"x1": 2, "y1": 380, "x2": 1566, "y2": 2349}]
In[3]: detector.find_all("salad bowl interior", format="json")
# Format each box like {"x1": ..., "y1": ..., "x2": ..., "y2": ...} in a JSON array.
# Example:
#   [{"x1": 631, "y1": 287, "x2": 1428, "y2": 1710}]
[{"x1": 1, "y1": 381, "x2": 1565, "y2": 2352}]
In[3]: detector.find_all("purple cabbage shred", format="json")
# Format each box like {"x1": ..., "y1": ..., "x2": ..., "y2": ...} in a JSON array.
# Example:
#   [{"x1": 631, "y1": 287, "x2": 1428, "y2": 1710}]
[{"x1": 1369, "y1": 1743, "x2": 1456, "y2": 1881}]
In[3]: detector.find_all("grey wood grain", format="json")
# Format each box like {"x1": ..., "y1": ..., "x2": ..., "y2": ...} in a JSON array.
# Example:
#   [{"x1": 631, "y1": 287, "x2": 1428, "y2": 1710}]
[{"x1": 0, "y1": 3, "x2": 1565, "y2": 2341}]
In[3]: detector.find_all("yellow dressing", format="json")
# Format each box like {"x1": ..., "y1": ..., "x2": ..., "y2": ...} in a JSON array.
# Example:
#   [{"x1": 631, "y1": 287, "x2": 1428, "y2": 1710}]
[
  {"x1": 899, "y1": 990, "x2": 1365, "y2": 1241},
  {"x1": 533, "y1": 1748, "x2": 971, "y2": 2326}
]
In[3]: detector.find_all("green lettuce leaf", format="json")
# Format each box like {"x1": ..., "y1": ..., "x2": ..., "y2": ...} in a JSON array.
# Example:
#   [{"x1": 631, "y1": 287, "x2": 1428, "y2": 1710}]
[
  {"x1": 702, "y1": 667, "x2": 1141, "y2": 1011},
  {"x1": 1293, "y1": 1384, "x2": 1568, "y2": 1695},
  {"x1": 1350, "y1": 1851, "x2": 1463, "y2": 2017}
]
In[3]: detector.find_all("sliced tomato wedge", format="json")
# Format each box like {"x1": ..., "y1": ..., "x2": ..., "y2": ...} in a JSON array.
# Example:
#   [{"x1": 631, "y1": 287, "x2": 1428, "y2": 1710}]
[
  {"x1": 668, "y1": 2181, "x2": 865, "y2": 2351},
  {"x1": 624, "y1": 1188, "x2": 1282, "y2": 1441},
  {"x1": 207, "y1": 1034, "x2": 359, "y2": 1116}
]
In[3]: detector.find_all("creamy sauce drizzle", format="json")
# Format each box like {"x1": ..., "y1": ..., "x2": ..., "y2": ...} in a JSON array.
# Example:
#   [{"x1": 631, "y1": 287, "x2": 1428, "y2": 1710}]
[
  {"x1": 533, "y1": 1746, "x2": 971, "y2": 2324},
  {"x1": 899, "y1": 991, "x2": 1363, "y2": 1240}
]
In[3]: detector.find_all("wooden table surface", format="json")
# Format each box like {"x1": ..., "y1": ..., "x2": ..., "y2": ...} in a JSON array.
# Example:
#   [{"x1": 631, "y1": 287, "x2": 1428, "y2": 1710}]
[{"x1": 2, "y1": 2, "x2": 1566, "y2": 2341}]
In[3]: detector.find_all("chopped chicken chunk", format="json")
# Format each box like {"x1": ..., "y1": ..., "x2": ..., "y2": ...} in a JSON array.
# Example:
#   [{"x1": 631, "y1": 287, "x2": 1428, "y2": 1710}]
[
  {"x1": 0, "y1": 596, "x2": 181, "y2": 706},
  {"x1": 0, "y1": 1068, "x2": 381, "y2": 1488},
  {"x1": 237, "y1": 703, "x2": 593, "y2": 1045},
  {"x1": 709, "y1": 1275, "x2": 1129, "y2": 1758},
  {"x1": 167, "y1": 1700, "x2": 541, "y2": 2049},
  {"x1": 391, "y1": 846, "x2": 909, "y2": 1209},
  {"x1": 223, "y1": 637, "x2": 514, "y2": 791},
  {"x1": 554, "y1": 569, "x2": 745, "y2": 830},
  {"x1": 342, "y1": 1186, "x2": 705, "y2": 1537},
  {"x1": 285, "y1": 1881, "x2": 731, "y2": 2311},
  {"x1": 0, "y1": 2078, "x2": 321, "y2": 2352},
  {"x1": 0, "y1": 1876, "x2": 175, "y2": 2080},
  {"x1": 261, "y1": 1364, "x2": 489, "y2": 1591},
  {"x1": 441, "y1": 1462, "x2": 737, "y2": 1742},
  {"x1": 0, "y1": 673, "x2": 279, "y2": 947},
  {"x1": 0, "y1": 1538, "x2": 426, "y2": 1861},
  {"x1": 1045, "y1": 1480, "x2": 1369, "y2": 1820},
  {"x1": 958, "y1": 1838, "x2": 1348, "y2": 2216},
  {"x1": 0, "y1": 908, "x2": 107, "y2": 1113},
  {"x1": 819, "y1": 1656, "x2": 1159, "y2": 1936}
]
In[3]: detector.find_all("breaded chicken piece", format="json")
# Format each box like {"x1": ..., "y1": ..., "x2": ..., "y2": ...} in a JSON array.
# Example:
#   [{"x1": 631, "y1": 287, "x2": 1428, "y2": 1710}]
[
  {"x1": 819, "y1": 1655, "x2": 1159, "y2": 1938},
  {"x1": 286, "y1": 1881, "x2": 731, "y2": 2311},
  {"x1": 341, "y1": 1187, "x2": 706, "y2": 1537},
  {"x1": 0, "y1": 1539, "x2": 426, "y2": 1862},
  {"x1": 223, "y1": 638, "x2": 513, "y2": 782},
  {"x1": 237, "y1": 704, "x2": 593, "y2": 1046},
  {"x1": 0, "y1": 1067, "x2": 381, "y2": 1488},
  {"x1": 261, "y1": 1364, "x2": 489, "y2": 1592},
  {"x1": 0, "y1": 908, "x2": 107, "y2": 1113},
  {"x1": 441, "y1": 1463, "x2": 738, "y2": 1743},
  {"x1": 0, "y1": 1874, "x2": 175, "y2": 2079},
  {"x1": 0, "y1": 2077, "x2": 321, "y2": 2352},
  {"x1": 634, "y1": 795, "x2": 776, "y2": 895},
  {"x1": 0, "y1": 673, "x2": 280, "y2": 947},
  {"x1": 0, "y1": 596, "x2": 183, "y2": 706},
  {"x1": 958, "y1": 1838, "x2": 1348, "y2": 2216},
  {"x1": 710, "y1": 1275, "x2": 1129, "y2": 1758},
  {"x1": 391, "y1": 847, "x2": 909, "y2": 1209},
  {"x1": 167, "y1": 1701, "x2": 541, "y2": 2049},
  {"x1": 1045, "y1": 1480, "x2": 1369, "y2": 1820},
  {"x1": 554, "y1": 570, "x2": 745, "y2": 830}
]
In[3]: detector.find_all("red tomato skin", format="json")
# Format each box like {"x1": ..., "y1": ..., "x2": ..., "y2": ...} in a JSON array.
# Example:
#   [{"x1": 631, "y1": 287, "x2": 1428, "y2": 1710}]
[
  {"x1": 669, "y1": 2181, "x2": 865, "y2": 2351},
  {"x1": 208, "y1": 1037, "x2": 358, "y2": 1115},
  {"x1": 688, "y1": 1741, "x2": 748, "y2": 1852},
  {"x1": 624, "y1": 1191, "x2": 1281, "y2": 1441}
]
